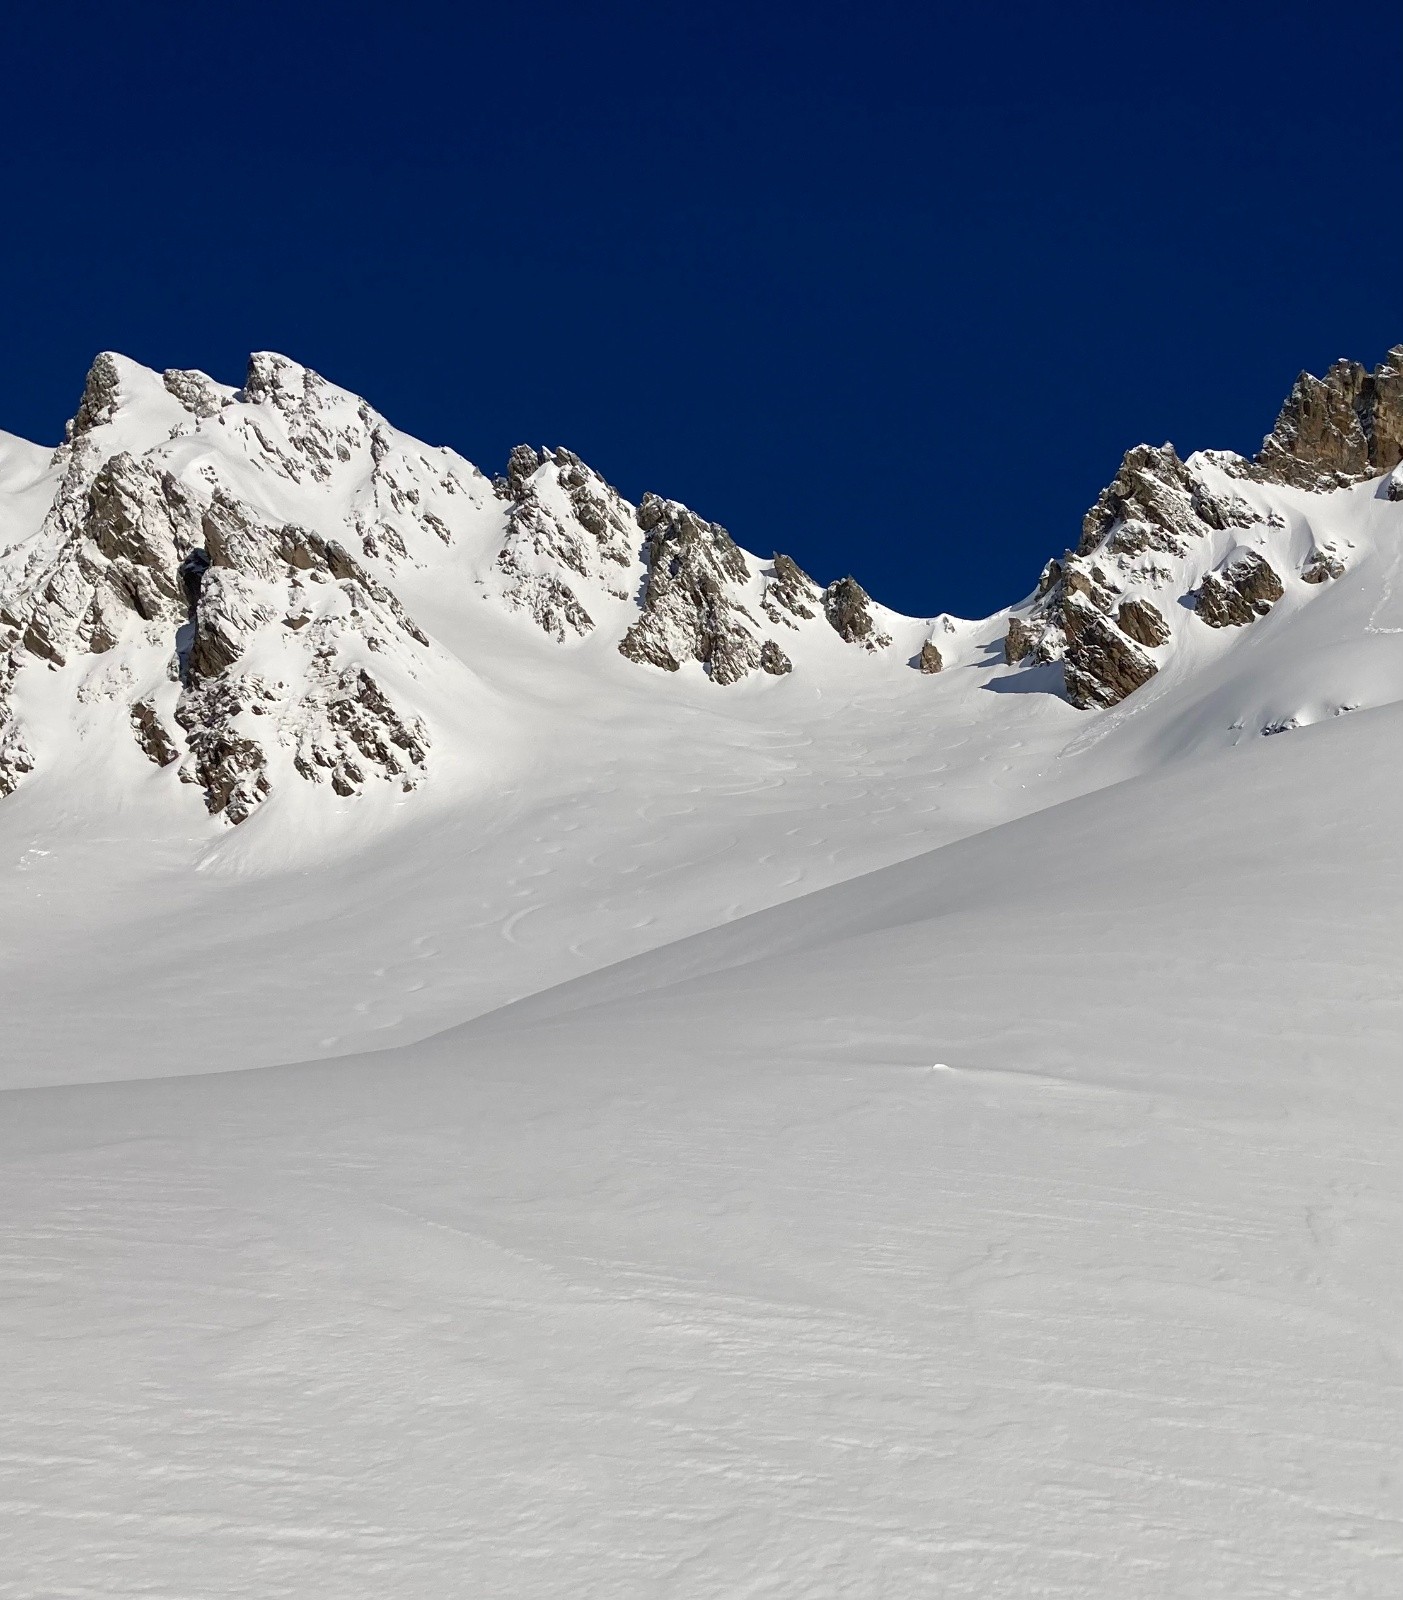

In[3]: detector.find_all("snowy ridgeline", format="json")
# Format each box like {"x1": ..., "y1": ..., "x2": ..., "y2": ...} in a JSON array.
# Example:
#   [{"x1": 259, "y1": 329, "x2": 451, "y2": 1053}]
[{"x1": 0, "y1": 345, "x2": 1398, "y2": 828}]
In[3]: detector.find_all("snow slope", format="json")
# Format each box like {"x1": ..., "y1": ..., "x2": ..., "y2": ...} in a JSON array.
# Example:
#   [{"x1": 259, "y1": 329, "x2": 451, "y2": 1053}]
[
  {"x1": 2, "y1": 703, "x2": 1399, "y2": 1597},
  {"x1": 1, "y1": 347, "x2": 1401, "y2": 1595}
]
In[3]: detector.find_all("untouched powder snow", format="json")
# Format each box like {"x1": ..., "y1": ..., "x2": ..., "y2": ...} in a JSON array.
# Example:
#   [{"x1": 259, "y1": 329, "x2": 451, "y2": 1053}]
[{"x1": 1, "y1": 348, "x2": 1402, "y2": 1596}]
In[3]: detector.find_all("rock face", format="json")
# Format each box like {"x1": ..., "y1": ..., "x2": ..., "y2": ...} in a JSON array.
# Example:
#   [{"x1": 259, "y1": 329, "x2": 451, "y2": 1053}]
[
  {"x1": 917, "y1": 640, "x2": 943, "y2": 674},
  {"x1": 1251, "y1": 347, "x2": 1403, "y2": 490},
  {"x1": 1194, "y1": 549, "x2": 1284, "y2": 629},
  {"x1": 493, "y1": 446, "x2": 635, "y2": 641},
  {"x1": 619, "y1": 494, "x2": 770, "y2": 684},
  {"x1": 822, "y1": 576, "x2": 892, "y2": 649},
  {"x1": 1, "y1": 349, "x2": 914, "y2": 823},
  {"x1": 762, "y1": 553, "x2": 820, "y2": 627},
  {"x1": 1300, "y1": 544, "x2": 1346, "y2": 584},
  {"x1": 1001, "y1": 442, "x2": 1258, "y2": 707},
  {"x1": 994, "y1": 343, "x2": 1403, "y2": 713},
  {"x1": 0, "y1": 353, "x2": 447, "y2": 823},
  {"x1": 1116, "y1": 597, "x2": 1170, "y2": 647}
]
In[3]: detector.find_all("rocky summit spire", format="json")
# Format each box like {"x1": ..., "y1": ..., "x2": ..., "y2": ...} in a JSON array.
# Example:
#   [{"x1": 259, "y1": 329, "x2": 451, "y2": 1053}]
[{"x1": 1252, "y1": 346, "x2": 1403, "y2": 491}]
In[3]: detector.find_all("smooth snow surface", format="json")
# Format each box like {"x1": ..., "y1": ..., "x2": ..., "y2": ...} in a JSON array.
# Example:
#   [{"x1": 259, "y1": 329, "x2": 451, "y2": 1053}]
[
  {"x1": 2, "y1": 362, "x2": 1402, "y2": 1596},
  {"x1": 4, "y1": 708, "x2": 1401, "y2": 1597}
]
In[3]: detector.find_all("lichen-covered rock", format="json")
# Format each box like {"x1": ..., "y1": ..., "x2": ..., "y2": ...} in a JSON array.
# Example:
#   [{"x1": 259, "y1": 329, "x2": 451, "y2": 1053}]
[
  {"x1": 1116, "y1": 597, "x2": 1170, "y2": 647},
  {"x1": 1194, "y1": 549, "x2": 1284, "y2": 628},
  {"x1": 917, "y1": 640, "x2": 943, "y2": 674},
  {"x1": 1252, "y1": 347, "x2": 1403, "y2": 490},
  {"x1": 619, "y1": 494, "x2": 769, "y2": 683}
]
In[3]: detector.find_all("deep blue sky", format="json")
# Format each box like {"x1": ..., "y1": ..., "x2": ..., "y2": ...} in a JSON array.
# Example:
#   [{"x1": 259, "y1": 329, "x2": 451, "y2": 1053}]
[{"x1": 1, "y1": 2, "x2": 1398, "y2": 617}]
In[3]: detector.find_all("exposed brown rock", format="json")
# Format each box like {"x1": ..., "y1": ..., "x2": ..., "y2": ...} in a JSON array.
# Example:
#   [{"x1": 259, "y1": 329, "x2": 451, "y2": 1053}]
[
  {"x1": 502, "y1": 444, "x2": 542, "y2": 501},
  {"x1": 1004, "y1": 616, "x2": 1033, "y2": 665},
  {"x1": 1080, "y1": 443, "x2": 1251, "y2": 560},
  {"x1": 1301, "y1": 545, "x2": 1346, "y2": 584},
  {"x1": 175, "y1": 681, "x2": 271, "y2": 823},
  {"x1": 162, "y1": 368, "x2": 226, "y2": 418},
  {"x1": 822, "y1": 576, "x2": 890, "y2": 649},
  {"x1": 1194, "y1": 549, "x2": 1284, "y2": 628},
  {"x1": 917, "y1": 640, "x2": 943, "y2": 674},
  {"x1": 759, "y1": 640, "x2": 792, "y2": 675},
  {"x1": 1061, "y1": 594, "x2": 1157, "y2": 709},
  {"x1": 1253, "y1": 346, "x2": 1403, "y2": 489},
  {"x1": 1116, "y1": 597, "x2": 1170, "y2": 647},
  {"x1": 66, "y1": 353, "x2": 123, "y2": 441},
  {"x1": 763, "y1": 553, "x2": 818, "y2": 626},
  {"x1": 131, "y1": 699, "x2": 180, "y2": 766},
  {"x1": 619, "y1": 495, "x2": 765, "y2": 684}
]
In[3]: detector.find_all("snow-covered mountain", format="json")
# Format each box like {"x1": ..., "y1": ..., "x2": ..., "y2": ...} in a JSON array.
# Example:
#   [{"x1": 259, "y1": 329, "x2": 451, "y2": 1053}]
[
  {"x1": 3, "y1": 345, "x2": 1402, "y2": 1598},
  {"x1": 2, "y1": 345, "x2": 1398, "y2": 827}
]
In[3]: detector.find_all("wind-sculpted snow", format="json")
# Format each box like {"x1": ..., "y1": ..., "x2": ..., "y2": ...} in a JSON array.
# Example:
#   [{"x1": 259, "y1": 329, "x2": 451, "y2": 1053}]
[{"x1": 2, "y1": 703, "x2": 1400, "y2": 1597}]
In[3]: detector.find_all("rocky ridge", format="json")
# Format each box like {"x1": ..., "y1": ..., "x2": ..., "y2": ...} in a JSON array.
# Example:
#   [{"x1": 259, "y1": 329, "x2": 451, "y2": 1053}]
[
  {"x1": 0, "y1": 344, "x2": 1397, "y2": 822},
  {"x1": 0, "y1": 352, "x2": 913, "y2": 822},
  {"x1": 999, "y1": 345, "x2": 1403, "y2": 709}
]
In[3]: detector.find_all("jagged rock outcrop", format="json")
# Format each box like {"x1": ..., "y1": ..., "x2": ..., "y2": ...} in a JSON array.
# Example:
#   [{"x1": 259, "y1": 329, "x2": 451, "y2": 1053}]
[
  {"x1": 1251, "y1": 347, "x2": 1403, "y2": 490},
  {"x1": 65, "y1": 352, "x2": 124, "y2": 441},
  {"x1": 762, "y1": 553, "x2": 820, "y2": 627},
  {"x1": 1194, "y1": 549, "x2": 1284, "y2": 628},
  {"x1": 0, "y1": 353, "x2": 442, "y2": 824},
  {"x1": 0, "y1": 655, "x2": 33, "y2": 797},
  {"x1": 917, "y1": 640, "x2": 943, "y2": 674},
  {"x1": 619, "y1": 494, "x2": 771, "y2": 683},
  {"x1": 823, "y1": 576, "x2": 891, "y2": 649},
  {"x1": 759, "y1": 639, "x2": 793, "y2": 675},
  {"x1": 1078, "y1": 443, "x2": 1254, "y2": 558},
  {"x1": 130, "y1": 698, "x2": 179, "y2": 766},
  {"x1": 492, "y1": 446, "x2": 635, "y2": 641},
  {"x1": 1061, "y1": 593, "x2": 1157, "y2": 708},
  {"x1": 1116, "y1": 597, "x2": 1170, "y2": 647},
  {"x1": 1003, "y1": 441, "x2": 1263, "y2": 707},
  {"x1": 173, "y1": 493, "x2": 432, "y2": 815},
  {"x1": 1300, "y1": 544, "x2": 1346, "y2": 584},
  {"x1": 163, "y1": 368, "x2": 229, "y2": 418}
]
